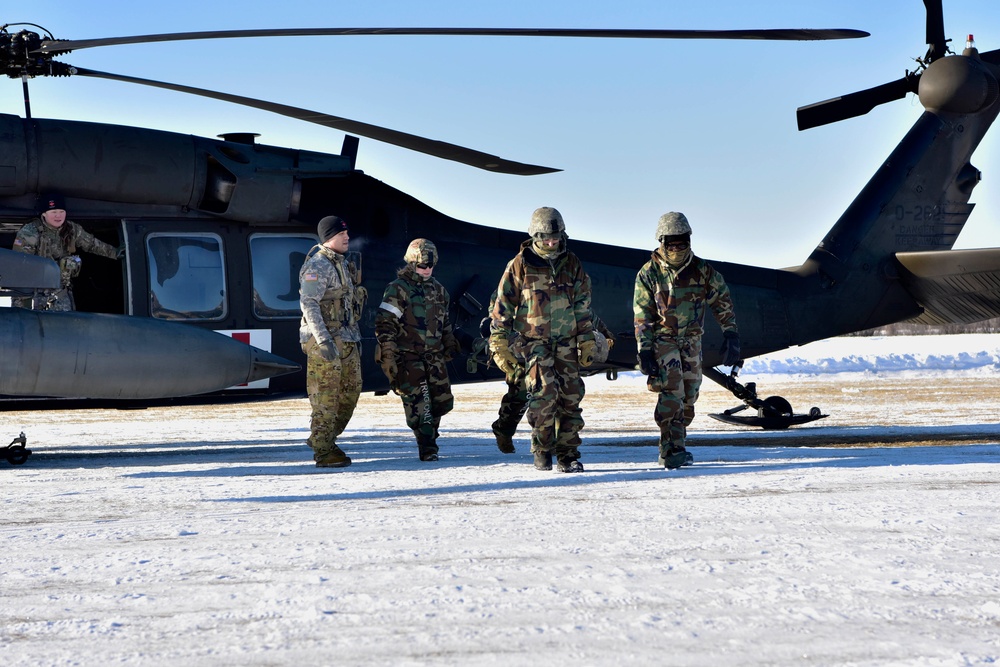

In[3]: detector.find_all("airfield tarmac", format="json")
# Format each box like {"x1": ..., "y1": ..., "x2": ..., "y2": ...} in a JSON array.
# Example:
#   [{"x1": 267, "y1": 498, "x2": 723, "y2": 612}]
[
  {"x1": 8, "y1": 371, "x2": 1000, "y2": 458},
  {"x1": 3, "y1": 372, "x2": 1000, "y2": 666},
  {"x1": 15, "y1": 370, "x2": 1000, "y2": 468}
]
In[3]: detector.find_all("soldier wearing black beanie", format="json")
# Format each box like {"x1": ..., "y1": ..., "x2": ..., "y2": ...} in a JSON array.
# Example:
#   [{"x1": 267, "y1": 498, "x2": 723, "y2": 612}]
[{"x1": 318, "y1": 215, "x2": 349, "y2": 243}]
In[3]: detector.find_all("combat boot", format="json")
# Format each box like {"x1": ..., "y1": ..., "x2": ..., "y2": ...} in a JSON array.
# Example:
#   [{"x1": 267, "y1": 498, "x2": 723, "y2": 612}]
[
  {"x1": 492, "y1": 420, "x2": 516, "y2": 454},
  {"x1": 533, "y1": 450, "x2": 553, "y2": 471},
  {"x1": 316, "y1": 444, "x2": 352, "y2": 468},
  {"x1": 659, "y1": 443, "x2": 693, "y2": 470},
  {"x1": 417, "y1": 435, "x2": 439, "y2": 462},
  {"x1": 557, "y1": 456, "x2": 584, "y2": 473}
]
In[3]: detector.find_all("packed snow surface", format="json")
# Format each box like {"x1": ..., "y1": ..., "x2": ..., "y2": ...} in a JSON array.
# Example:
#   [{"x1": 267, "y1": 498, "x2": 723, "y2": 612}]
[{"x1": 3, "y1": 335, "x2": 1000, "y2": 666}]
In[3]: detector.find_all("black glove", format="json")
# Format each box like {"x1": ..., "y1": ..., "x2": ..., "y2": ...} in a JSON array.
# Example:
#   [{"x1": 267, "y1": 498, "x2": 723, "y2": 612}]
[
  {"x1": 720, "y1": 331, "x2": 741, "y2": 367},
  {"x1": 454, "y1": 328, "x2": 474, "y2": 354},
  {"x1": 638, "y1": 349, "x2": 656, "y2": 376}
]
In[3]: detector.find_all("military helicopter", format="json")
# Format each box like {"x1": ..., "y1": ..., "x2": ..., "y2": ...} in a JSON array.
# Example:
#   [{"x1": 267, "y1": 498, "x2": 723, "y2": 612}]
[{"x1": 1, "y1": 2, "x2": 998, "y2": 431}]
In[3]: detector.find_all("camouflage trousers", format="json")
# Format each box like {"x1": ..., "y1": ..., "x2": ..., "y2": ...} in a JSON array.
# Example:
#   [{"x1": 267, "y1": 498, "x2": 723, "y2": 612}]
[
  {"x1": 14, "y1": 287, "x2": 74, "y2": 311},
  {"x1": 647, "y1": 335, "x2": 703, "y2": 449},
  {"x1": 493, "y1": 376, "x2": 530, "y2": 437},
  {"x1": 523, "y1": 339, "x2": 585, "y2": 460},
  {"x1": 304, "y1": 338, "x2": 362, "y2": 460},
  {"x1": 396, "y1": 351, "x2": 454, "y2": 456}
]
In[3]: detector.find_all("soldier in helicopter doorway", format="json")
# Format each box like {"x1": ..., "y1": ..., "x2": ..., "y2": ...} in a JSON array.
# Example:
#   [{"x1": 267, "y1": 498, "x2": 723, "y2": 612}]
[{"x1": 12, "y1": 193, "x2": 123, "y2": 311}]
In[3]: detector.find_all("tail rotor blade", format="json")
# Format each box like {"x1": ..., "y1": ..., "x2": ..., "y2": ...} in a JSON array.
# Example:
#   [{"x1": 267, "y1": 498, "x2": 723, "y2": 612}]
[
  {"x1": 797, "y1": 76, "x2": 919, "y2": 131},
  {"x1": 923, "y1": 0, "x2": 947, "y2": 62}
]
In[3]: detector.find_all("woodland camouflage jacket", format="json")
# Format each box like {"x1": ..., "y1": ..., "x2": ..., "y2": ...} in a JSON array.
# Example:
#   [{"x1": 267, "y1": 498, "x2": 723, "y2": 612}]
[
  {"x1": 633, "y1": 249, "x2": 738, "y2": 352},
  {"x1": 376, "y1": 267, "x2": 458, "y2": 356},
  {"x1": 492, "y1": 239, "x2": 595, "y2": 344}
]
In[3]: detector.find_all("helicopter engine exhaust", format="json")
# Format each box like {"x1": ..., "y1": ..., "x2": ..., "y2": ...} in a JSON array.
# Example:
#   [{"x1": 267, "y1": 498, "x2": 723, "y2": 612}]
[{"x1": 0, "y1": 114, "x2": 354, "y2": 222}]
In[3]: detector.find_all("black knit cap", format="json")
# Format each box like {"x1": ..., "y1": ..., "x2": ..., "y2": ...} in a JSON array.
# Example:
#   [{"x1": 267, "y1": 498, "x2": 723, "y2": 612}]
[
  {"x1": 39, "y1": 193, "x2": 66, "y2": 213},
  {"x1": 318, "y1": 215, "x2": 349, "y2": 242}
]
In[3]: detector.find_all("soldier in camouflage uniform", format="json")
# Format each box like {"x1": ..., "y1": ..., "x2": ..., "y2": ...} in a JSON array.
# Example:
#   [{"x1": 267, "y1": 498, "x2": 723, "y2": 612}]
[
  {"x1": 375, "y1": 239, "x2": 462, "y2": 461},
  {"x1": 299, "y1": 215, "x2": 368, "y2": 468},
  {"x1": 633, "y1": 212, "x2": 741, "y2": 469},
  {"x1": 11, "y1": 193, "x2": 122, "y2": 311},
  {"x1": 491, "y1": 207, "x2": 598, "y2": 473},
  {"x1": 484, "y1": 287, "x2": 615, "y2": 455}
]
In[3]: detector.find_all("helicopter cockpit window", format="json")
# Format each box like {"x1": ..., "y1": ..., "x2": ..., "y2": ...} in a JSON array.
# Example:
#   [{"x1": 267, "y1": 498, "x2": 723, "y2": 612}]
[
  {"x1": 249, "y1": 234, "x2": 318, "y2": 319},
  {"x1": 146, "y1": 233, "x2": 227, "y2": 321}
]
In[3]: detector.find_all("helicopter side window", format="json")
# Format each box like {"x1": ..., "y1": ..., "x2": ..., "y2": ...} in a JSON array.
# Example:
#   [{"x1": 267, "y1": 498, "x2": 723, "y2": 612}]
[
  {"x1": 248, "y1": 234, "x2": 319, "y2": 319},
  {"x1": 146, "y1": 233, "x2": 227, "y2": 321}
]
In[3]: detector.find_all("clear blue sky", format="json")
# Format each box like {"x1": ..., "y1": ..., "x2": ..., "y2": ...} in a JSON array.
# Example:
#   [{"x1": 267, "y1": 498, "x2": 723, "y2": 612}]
[{"x1": 8, "y1": 1, "x2": 1000, "y2": 268}]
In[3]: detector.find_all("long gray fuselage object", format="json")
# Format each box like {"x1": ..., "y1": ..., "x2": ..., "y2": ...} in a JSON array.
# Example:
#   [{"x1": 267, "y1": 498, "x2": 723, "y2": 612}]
[{"x1": 0, "y1": 307, "x2": 299, "y2": 399}]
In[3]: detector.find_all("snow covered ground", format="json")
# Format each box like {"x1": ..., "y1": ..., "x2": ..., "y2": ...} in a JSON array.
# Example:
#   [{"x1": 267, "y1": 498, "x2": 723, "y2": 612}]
[{"x1": 3, "y1": 334, "x2": 1000, "y2": 666}]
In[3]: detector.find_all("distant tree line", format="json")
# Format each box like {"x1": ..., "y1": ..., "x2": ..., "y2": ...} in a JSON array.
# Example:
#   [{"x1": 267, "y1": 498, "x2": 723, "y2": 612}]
[{"x1": 847, "y1": 317, "x2": 1000, "y2": 336}]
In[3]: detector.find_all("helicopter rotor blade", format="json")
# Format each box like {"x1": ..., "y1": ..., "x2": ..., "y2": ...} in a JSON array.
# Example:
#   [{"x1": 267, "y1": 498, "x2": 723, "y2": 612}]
[
  {"x1": 796, "y1": 75, "x2": 920, "y2": 131},
  {"x1": 923, "y1": 0, "x2": 947, "y2": 63},
  {"x1": 70, "y1": 66, "x2": 560, "y2": 176},
  {"x1": 796, "y1": 1, "x2": 946, "y2": 132},
  {"x1": 35, "y1": 27, "x2": 871, "y2": 54}
]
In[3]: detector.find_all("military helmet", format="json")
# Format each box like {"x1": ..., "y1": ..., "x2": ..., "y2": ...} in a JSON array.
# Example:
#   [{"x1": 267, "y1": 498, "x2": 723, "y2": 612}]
[
  {"x1": 528, "y1": 207, "x2": 565, "y2": 236},
  {"x1": 655, "y1": 212, "x2": 692, "y2": 240},
  {"x1": 403, "y1": 238, "x2": 438, "y2": 267}
]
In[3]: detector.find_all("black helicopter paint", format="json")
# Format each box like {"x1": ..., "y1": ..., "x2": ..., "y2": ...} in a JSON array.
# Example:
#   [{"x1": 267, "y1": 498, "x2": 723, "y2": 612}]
[{"x1": 1, "y1": 3, "x2": 999, "y2": 444}]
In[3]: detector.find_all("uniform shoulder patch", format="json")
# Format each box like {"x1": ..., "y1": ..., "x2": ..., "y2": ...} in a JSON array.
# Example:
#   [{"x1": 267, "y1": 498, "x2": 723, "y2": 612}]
[
  {"x1": 13, "y1": 238, "x2": 23, "y2": 247},
  {"x1": 302, "y1": 272, "x2": 319, "y2": 282}
]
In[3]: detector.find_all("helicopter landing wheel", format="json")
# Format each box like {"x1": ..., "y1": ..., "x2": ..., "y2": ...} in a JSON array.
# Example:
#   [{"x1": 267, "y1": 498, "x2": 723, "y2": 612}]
[
  {"x1": 758, "y1": 395, "x2": 793, "y2": 430},
  {"x1": 5, "y1": 445, "x2": 31, "y2": 465}
]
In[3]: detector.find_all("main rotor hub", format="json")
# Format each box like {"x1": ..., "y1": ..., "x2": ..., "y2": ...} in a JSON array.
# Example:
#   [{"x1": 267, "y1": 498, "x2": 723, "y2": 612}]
[
  {"x1": 918, "y1": 54, "x2": 1000, "y2": 114},
  {"x1": 1, "y1": 29, "x2": 72, "y2": 78}
]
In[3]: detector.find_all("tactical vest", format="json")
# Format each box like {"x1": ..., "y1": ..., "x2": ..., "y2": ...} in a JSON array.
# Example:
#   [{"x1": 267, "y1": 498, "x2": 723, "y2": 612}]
[{"x1": 311, "y1": 249, "x2": 366, "y2": 334}]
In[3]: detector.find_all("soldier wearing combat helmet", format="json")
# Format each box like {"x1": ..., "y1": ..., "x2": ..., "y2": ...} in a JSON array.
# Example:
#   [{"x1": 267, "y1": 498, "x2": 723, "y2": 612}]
[
  {"x1": 633, "y1": 211, "x2": 740, "y2": 469},
  {"x1": 299, "y1": 215, "x2": 367, "y2": 468},
  {"x1": 375, "y1": 238, "x2": 462, "y2": 461},
  {"x1": 484, "y1": 286, "x2": 616, "y2": 455},
  {"x1": 12, "y1": 193, "x2": 123, "y2": 311},
  {"x1": 491, "y1": 207, "x2": 597, "y2": 473}
]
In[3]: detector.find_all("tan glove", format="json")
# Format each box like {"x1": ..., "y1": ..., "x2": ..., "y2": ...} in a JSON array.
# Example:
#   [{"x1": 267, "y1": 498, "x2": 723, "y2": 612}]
[
  {"x1": 490, "y1": 334, "x2": 520, "y2": 382},
  {"x1": 58, "y1": 255, "x2": 82, "y2": 287},
  {"x1": 579, "y1": 339, "x2": 597, "y2": 367},
  {"x1": 375, "y1": 342, "x2": 398, "y2": 386}
]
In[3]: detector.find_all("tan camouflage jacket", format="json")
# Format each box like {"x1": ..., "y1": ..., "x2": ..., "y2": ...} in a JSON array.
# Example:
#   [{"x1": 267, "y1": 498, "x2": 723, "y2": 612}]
[
  {"x1": 492, "y1": 239, "x2": 595, "y2": 344},
  {"x1": 13, "y1": 218, "x2": 118, "y2": 266},
  {"x1": 375, "y1": 266, "x2": 459, "y2": 357},
  {"x1": 299, "y1": 245, "x2": 364, "y2": 345},
  {"x1": 633, "y1": 249, "x2": 738, "y2": 351}
]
